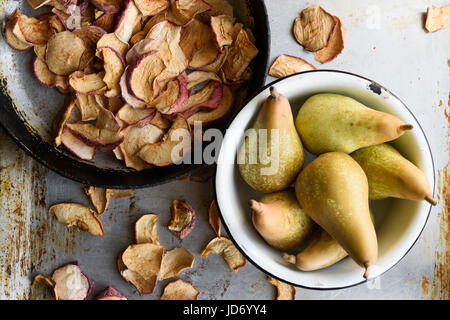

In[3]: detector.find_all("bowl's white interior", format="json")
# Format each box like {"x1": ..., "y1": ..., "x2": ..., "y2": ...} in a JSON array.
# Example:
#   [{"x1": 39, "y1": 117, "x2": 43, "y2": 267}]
[{"x1": 215, "y1": 71, "x2": 435, "y2": 289}]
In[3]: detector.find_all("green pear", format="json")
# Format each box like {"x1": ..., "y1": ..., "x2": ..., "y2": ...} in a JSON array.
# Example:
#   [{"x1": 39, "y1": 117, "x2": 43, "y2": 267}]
[
  {"x1": 295, "y1": 93, "x2": 413, "y2": 155},
  {"x1": 295, "y1": 152, "x2": 378, "y2": 278},
  {"x1": 351, "y1": 143, "x2": 437, "y2": 205},
  {"x1": 250, "y1": 188, "x2": 315, "y2": 250},
  {"x1": 283, "y1": 210, "x2": 374, "y2": 271},
  {"x1": 238, "y1": 87, "x2": 304, "y2": 193}
]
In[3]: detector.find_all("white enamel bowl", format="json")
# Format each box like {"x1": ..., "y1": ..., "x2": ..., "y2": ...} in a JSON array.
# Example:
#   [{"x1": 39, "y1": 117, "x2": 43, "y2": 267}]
[{"x1": 214, "y1": 70, "x2": 435, "y2": 289}]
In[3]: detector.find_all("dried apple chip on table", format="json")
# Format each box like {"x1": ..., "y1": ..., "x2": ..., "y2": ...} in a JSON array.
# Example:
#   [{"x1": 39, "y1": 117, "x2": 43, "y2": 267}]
[
  {"x1": 160, "y1": 247, "x2": 195, "y2": 280},
  {"x1": 425, "y1": 4, "x2": 450, "y2": 32},
  {"x1": 96, "y1": 286, "x2": 127, "y2": 300},
  {"x1": 167, "y1": 199, "x2": 196, "y2": 239},
  {"x1": 208, "y1": 200, "x2": 221, "y2": 237},
  {"x1": 135, "y1": 214, "x2": 160, "y2": 244},
  {"x1": 118, "y1": 252, "x2": 158, "y2": 295},
  {"x1": 267, "y1": 276, "x2": 296, "y2": 300},
  {"x1": 161, "y1": 279, "x2": 200, "y2": 300},
  {"x1": 293, "y1": 5, "x2": 336, "y2": 52},
  {"x1": 85, "y1": 186, "x2": 111, "y2": 214},
  {"x1": 314, "y1": 16, "x2": 346, "y2": 64},
  {"x1": 201, "y1": 237, "x2": 246, "y2": 273},
  {"x1": 122, "y1": 243, "x2": 164, "y2": 279},
  {"x1": 49, "y1": 203, "x2": 104, "y2": 236},
  {"x1": 269, "y1": 54, "x2": 316, "y2": 78},
  {"x1": 31, "y1": 274, "x2": 56, "y2": 300},
  {"x1": 110, "y1": 189, "x2": 136, "y2": 198}
]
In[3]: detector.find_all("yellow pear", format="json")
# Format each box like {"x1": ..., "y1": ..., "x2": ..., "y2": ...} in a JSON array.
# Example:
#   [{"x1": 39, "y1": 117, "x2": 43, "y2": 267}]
[
  {"x1": 295, "y1": 152, "x2": 377, "y2": 278},
  {"x1": 250, "y1": 188, "x2": 315, "y2": 250},
  {"x1": 351, "y1": 144, "x2": 437, "y2": 205},
  {"x1": 283, "y1": 210, "x2": 374, "y2": 271},
  {"x1": 238, "y1": 87, "x2": 304, "y2": 193},
  {"x1": 295, "y1": 93, "x2": 413, "y2": 155}
]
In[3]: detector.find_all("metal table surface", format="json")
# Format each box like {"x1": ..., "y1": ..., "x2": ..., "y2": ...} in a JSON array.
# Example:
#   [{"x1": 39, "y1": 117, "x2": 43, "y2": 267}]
[{"x1": 0, "y1": 0, "x2": 448, "y2": 300}]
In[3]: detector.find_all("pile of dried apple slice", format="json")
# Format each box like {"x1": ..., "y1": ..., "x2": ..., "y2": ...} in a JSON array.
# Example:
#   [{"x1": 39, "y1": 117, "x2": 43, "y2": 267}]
[{"x1": 5, "y1": 0, "x2": 258, "y2": 170}]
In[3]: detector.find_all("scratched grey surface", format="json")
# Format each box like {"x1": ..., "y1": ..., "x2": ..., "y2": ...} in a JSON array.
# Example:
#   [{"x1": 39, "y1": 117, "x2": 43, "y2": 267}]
[{"x1": 0, "y1": 0, "x2": 449, "y2": 300}]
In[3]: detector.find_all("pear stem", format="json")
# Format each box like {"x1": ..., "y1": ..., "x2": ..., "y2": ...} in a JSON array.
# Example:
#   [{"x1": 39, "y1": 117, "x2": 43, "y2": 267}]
[
  {"x1": 425, "y1": 195, "x2": 438, "y2": 206},
  {"x1": 363, "y1": 263, "x2": 375, "y2": 279},
  {"x1": 399, "y1": 124, "x2": 414, "y2": 131},
  {"x1": 282, "y1": 252, "x2": 296, "y2": 265},
  {"x1": 269, "y1": 86, "x2": 280, "y2": 99},
  {"x1": 249, "y1": 200, "x2": 263, "y2": 213}
]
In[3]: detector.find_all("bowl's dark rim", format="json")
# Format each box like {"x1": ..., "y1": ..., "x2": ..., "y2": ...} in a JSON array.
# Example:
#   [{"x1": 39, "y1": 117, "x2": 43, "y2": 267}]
[
  {"x1": 0, "y1": 0, "x2": 271, "y2": 189},
  {"x1": 213, "y1": 69, "x2": 436, "y2": 290}
]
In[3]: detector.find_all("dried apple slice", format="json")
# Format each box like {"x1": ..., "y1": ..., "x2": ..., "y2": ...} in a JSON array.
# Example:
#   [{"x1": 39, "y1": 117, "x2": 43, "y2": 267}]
[
  {"x1": 150, "y1": 111, "x2": 171, "y2": 130},
  {"x1": 17, "y1": 11, "x2": 53, "y2": 45},
  {"x1": 201, "y1": 237, "x2": 246, "y2": 273},
  {"x1": 267, "y1": 276, "x2": 296, "y2": 300},
  {"x1": 120, "y1": 123, "x2": 165, "y2": 170},
  {"x1": 160, "y1": 247, "x2": 195, "y2": 280},
  {"x1": 4, "y1": 11, "x2": 33, "y2": 51},
  {"x1": 293, "y1": 5, "x2": 336, "y2": 52},
  {"x1": 75, "y1": 93, "x2": 101, "y2": 121},
  {"x1": 45, "y1": 31, "x2": 86, "y2": 75},
  {"x1": 33, "y1": 57, "x2": 68, "y2": 89},
  {"x1": 135, "y1": 0, "x2": 169, "y2": 16},
  {"x1": 314, "y1": 16, "x2": 346, "y2": 64},
  {"x1": 61, "y1": 129, "x2": 97, "y2": 160},
  {"x1": 27, "y1": 0, "x2": 52, "y2": 9},
  {"x1": 187, "y1": 84, "x2": 233, "y2": 126},
  {"x1": 135, "y1": 214, "x2": 159, "y2": 244},
  {"x1": 167, "y1": 199, "x2": 196, "y2": 239},
  {"x1": 50, "y1": 202, "x2": 104, "y2": 236},
  {"x1": 208, "y1": 200, "x2": 221, "y2": 237},
  {"x1": 90, "y1": 0, "x2": 123, "y2": 14},
  {"x1": 125, "y1": 38, "x2": 153, "y2": 66},
  {"x1": 54, "y1": 96, "x2": 77, "y2": 146},
  {"x1": 176, "y1": 0, "x2": 211, "y2": 19},
  {"x1": 186, "y1": 71, "x2": 221, "y2": 90},
  {"x1": 269, "y1": 54, "x2": 316, "y2": 78},
  {"x1": 93, "y1": 13, "x2": 118, "y2": 32},
  {"x1": 66, "y1": 123, "x2": 124, "y2": 148},
  {"x1": 31, "y1": 274, "x2": 56, "y2": 300},
  {"x1": 97, "y1": 47, "x2": 126, "y2": 98},
  {"x1": 120, "y1": 67, "x2": 146, "y2": 108},
  {"x1": 199, "y1": 0, "x2": 233, "y2": 21},
  {"x1": 222, "y1": 28, "x2": 258, "y2": 81},
  {"x1": 51, "y1": 263, "x2": 94, "y2": 300},
  {"x1": 152, "y1": 74, "x2": 189, "y2": 114},
  {"x1": 210, "y1": 15, "x2": 235, "y2": 48},
  {"x1": 127, "y1": 52, "x2": 166, "y2": 103},
  {"x1": 85, "y1": 186, "x2": 111, "y2": 214},
  {"x1": 122, "y1": 243, "x2": 164, "y2": 280},
  {"x1": 110, "y1": 189, "x2": 136, "y2": 198},
  {"x1": 165, "y1": 0, "x2": 195, "y2": 26},
  {"x1": 96, "y1": 286, "x2": 127, "y2": 300},
  {"x1": 117, "y1": 252, "x2": 158, "y2": 295},
  {"x1": 117, "y1": 104, "x2": 156, "y2": 127},
  {"x1": 178, "y1": 81, "x2": 223, "y2": 119},
  {"x1": 97, "y1": 32, "x2": 130, "y2": 58},
  {"x1": 69, "y1": 71, "x2": 107, "y2": 95},
  {"x1": 137, "y1": 115, "x2": 192, "y2": 167},
  {"x1": 425, "y1": 4, "x2": 450, "y2": 32},
  {"x1": 73, "y1": 26, "x2": 107, "y2": 70},
  {"x1": 115, "y1": 0, "x2": 142, "y2": 43},
  {"x1": 34, "y1": 44, "x2": 47, "y2": 60},
  {"x1": 161, "y1": 279, "x2": 199, "y2": 300}
]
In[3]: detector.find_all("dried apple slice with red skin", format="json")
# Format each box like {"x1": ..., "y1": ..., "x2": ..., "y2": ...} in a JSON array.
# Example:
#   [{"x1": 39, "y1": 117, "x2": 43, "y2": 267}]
[
  {"x1": 314, "y1": 16, "x2": 346, "y2": 64},
  {"x1": 93, "y1": 13, "x2": 119, "y2": 32},
  {"x1": 165, "y1": 0, "x2": 194, "y2": 26},
  {"x1": 293, "y1": 5, "x2": 336, "y2": 52},
  {"x1": 167, "y1": 199, "x2": 196, "y2": 239},
  {"x1": 34, "y1": 44, "x2": 47, "y2": 60},
  {"x1": 120, "y1": 68, "x2": 148, "y2": 108},
  {"x1": 269, "y1": 54, "x2": 316, "y2": 78},
  {"x1": 51, "y1": 263, "x2": 94, "y2": 300},
  {"x1": 75, "y1": 93, "x2": 101, "y2": 121},
  {"x1": 122, "y1": 243, "x2": 164, "y2": 280},
  {"x1": 66, "y1": 122, "x2": 124, "y2": 148},
  {"x1": 95, "y1": 102, "x2": 122, "y2": 133},
  {"x1": 187, "y1": 85, "x2": 233, "y2": 126},
  {"x1": 49, "y1": 203, "x2": 104, "y2": 236},
  {"x1": 117, "y1": 252, "x2": 158, "y2": 295},
  {"x1": 97, "y1": 47, "x2": 126, "y2": 98},
  {"x1": 134, "y1": 0, "x2": 170, "y2": 17},
  {"x1": 161, "y1": 279, "x2": 199, "y2": 300},
  {"x1": 197, "y1": 47, "x2": 228, "y2": 72},
  {"x1": 153, "y1": 74, "x2": 189, "y2": 114},
  {"x1": 222, "y1": 28, "x2": 258, "y2": 81},
  {"x1": 96, "y1": 286, "x2": 127, "y2": 300},
  {"x1": 127, "y1": 52, "x2": 165, "y2": 103},
  {"x1": 160, "y1": 247, "x2": 195, "y2": 280},
  {"x1": 125, "y1": 38, "x2": 154, "y2": 66},
  {"x1": 85, "y1": 186, "x2": 110, "y2": 214},
  {"x1": 198, "y1": 0, "x2": 233, "y2": 21},
  {"x1": 33, "y1": 57, "x2": 68, "y2": 89},
  {"x1": 45, "y1": 31, "x2": 86, "y2": 76},
  {"x1": 176, "y1": 0, "x2": 211, "y2": 20},
  {"x1": 135, "y1": 214, "x2": 159, "y2": 244},
  {"x1": 210, "y1": 15, "x2": 235, "y2": 48},
  {"x1": 186, "y1": 71, "x2": 221, "y2": 90},
  {"x1": 73, "y1": 26, "x2": 107, "y2": 70},
  {"x1": 97, "y1": 32, "x2": 130, "y2": 58},
  {"x1": 61, "y1": 129, "x2": 97, "y2": 160},
  {"x1": 4, "y1": 12, "x2": 33, "y2": 51},
  {"x1": 268, "y1": 276, "x2": 296, "y2": 300},
  {"x1": 137, "y1": 115, "x2": 192, "y2": 167},
  {"x1": 176, "y1": 81, "x2": 223, "y2": 119},
  {"x1": 90, "y1": 0, "x2": 123, "y2": 14},
  {"x1": 115, "y1": 0, "x2": 142, "y2": 43},
  {"x1": 150, "y1": 110, "x2": 171, "y2": 130},
  {"x1": 117, "y1": 104, "x2": 156, "y2": 127},
  {"x1": 119, "y1": 123, "x2": 165, "y2": 170},
  {"x1": 201, "y1": 237, "x2": 246, "y2": 273},
  {"x1": 129, "y1": 12, "x2": 166, "y2": 45},
  {"x1": 17, "y1": 12, "x2": 53, "y2": 45},
  {"x1": 54, "y1": 95, "x2": 77, "y2": 146},
  {"x1": 69, "y1": 71, "x2": 107, "y2": 95}
]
